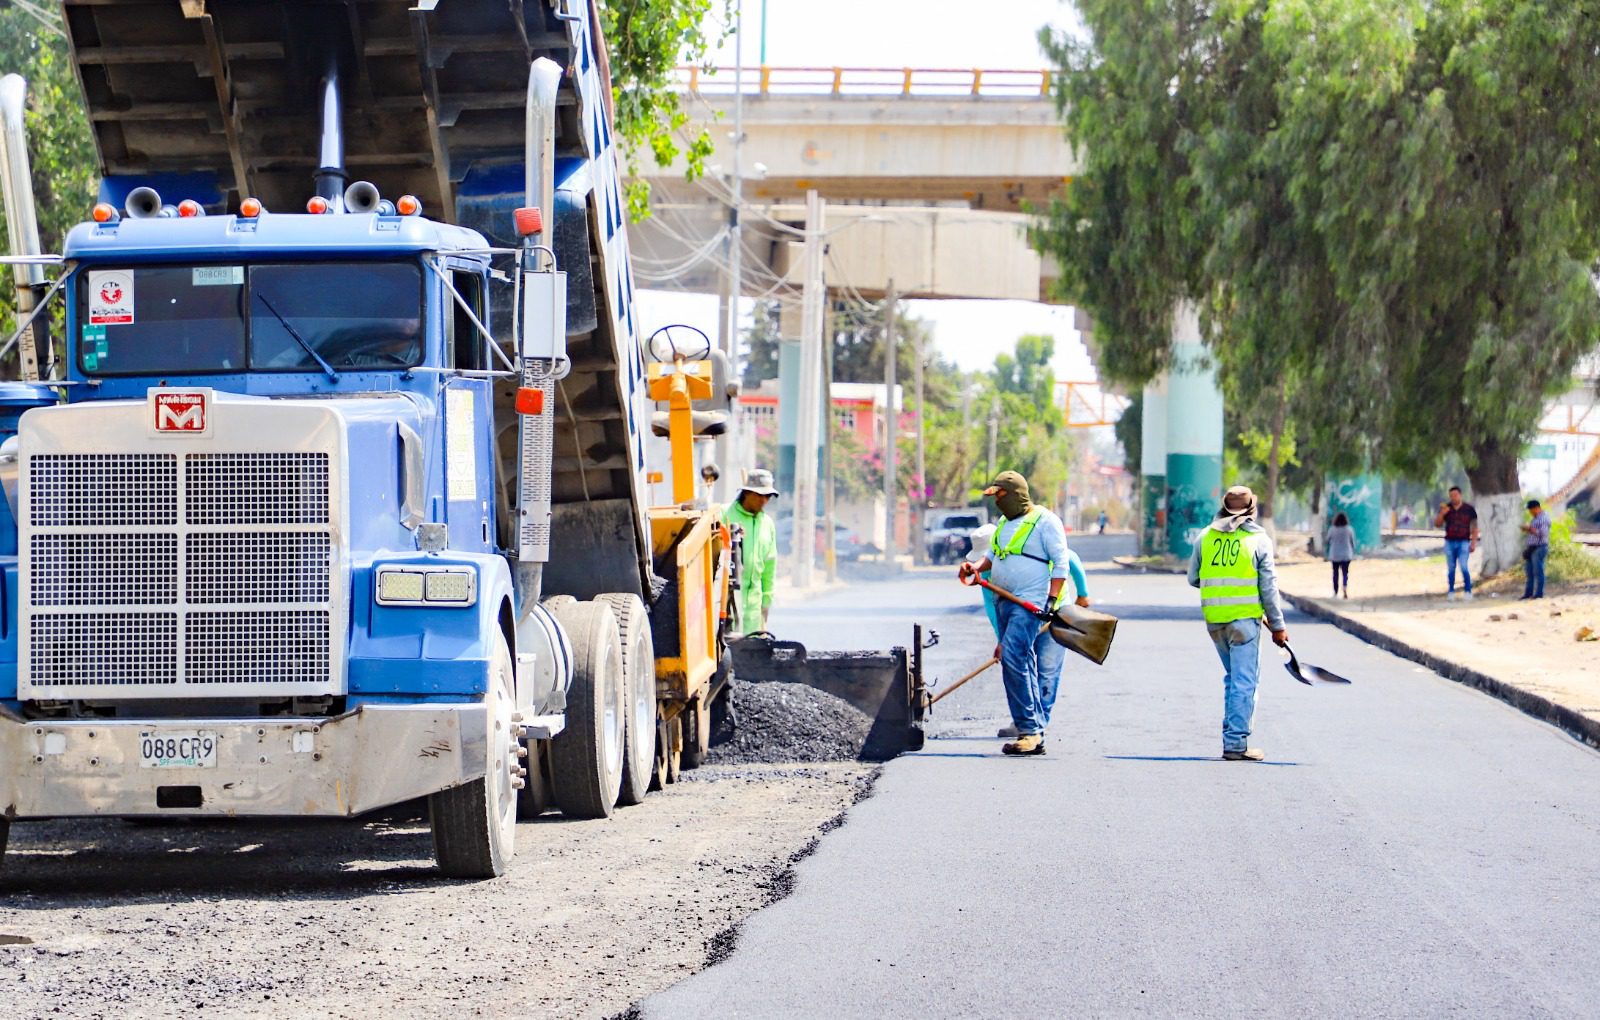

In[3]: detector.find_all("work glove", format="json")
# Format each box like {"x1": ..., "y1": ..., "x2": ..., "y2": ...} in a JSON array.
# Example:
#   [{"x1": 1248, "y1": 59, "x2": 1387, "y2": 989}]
[{"x1": 1033, "y1": 601, "x2": 1058, "y2": 623}]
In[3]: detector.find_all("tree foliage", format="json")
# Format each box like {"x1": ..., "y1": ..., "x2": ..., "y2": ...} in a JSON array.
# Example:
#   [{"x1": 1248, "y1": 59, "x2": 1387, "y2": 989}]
[
  {"x1": 1037, "y1": 0, "x2": 1600, "y2": 572},
  {"x1": 598, "y1": 0, "x2": 732, "y2": 221}
]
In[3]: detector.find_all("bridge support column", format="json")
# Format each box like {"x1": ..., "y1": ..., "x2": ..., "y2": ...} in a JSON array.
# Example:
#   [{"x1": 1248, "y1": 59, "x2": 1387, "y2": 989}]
[
  {"x1": 1140, "y1": 376, "x2": 1168, "y2": 555},
  {"x1": 1326, "y1": 471, "x2": 1384, "y2": 553},
  {"x1": 1164, "y1": 303, "x2": 1223, "y2": 560}
]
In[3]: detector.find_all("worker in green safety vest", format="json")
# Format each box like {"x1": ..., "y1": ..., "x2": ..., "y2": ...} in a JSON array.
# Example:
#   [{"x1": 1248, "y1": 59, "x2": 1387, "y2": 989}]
[
  {"x1": 1186, "y1": 485, "x2": 1290, "y2": 762},
  {"x1": 957, "y1": 470, "x2": 1070, "y2": 757},
  {"x1": 723, "y1": 468, "x2": 780, "y2": 635}
]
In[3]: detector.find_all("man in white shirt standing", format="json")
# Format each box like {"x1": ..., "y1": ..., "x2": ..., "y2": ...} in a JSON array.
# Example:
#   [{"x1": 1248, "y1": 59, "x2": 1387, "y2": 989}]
[{"x1": 957, "y1": 470, "x2": 1070, "y2": 756}]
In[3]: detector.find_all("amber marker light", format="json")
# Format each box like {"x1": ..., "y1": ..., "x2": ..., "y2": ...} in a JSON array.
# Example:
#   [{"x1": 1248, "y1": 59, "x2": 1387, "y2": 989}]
[
  {"x1": 239, "y1": 197, "x2": 263, "y2": 218},
  {"x1": 177, "y1": 199, "x2": 203, "y2": 218},
  {"x1": 396, "y1": 194, "x2": 421, "y2": 216},
  {"x1": 91, "y1": 203, "x2": 119, "y2": 223},
  {"x1": 306, "y1": 195, "x2": 331, "y2": 215}
]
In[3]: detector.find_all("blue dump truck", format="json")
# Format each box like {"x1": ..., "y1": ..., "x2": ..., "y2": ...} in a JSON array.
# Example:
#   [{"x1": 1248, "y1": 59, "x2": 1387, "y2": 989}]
[
  {"x1": 0, "y1": 0, "x2": 925, "y2": 880},
  {"x1": 0, "y1": 0, "x2": 753, "y2": 879}
]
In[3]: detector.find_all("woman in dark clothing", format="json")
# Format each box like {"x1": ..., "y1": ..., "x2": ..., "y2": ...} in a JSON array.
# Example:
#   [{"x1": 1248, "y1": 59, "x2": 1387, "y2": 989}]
[{"x1": 1325, "y1": 512, "x2": 1357, "y2": 598}]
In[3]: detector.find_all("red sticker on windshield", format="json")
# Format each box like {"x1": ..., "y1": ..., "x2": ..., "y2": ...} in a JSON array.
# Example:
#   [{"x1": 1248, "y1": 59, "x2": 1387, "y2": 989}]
[{"x1": 89, "y1": 270, "x2": 134, "y2": 325}]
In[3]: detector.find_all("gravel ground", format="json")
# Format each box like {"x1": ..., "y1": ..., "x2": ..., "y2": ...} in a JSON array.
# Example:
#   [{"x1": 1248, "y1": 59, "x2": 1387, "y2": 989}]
[
  {"x1": 0, "y1": 762, "x2": 876, "y2": 1020},
  {"x1": 708, "y1": 681, "x2": 873, "y2": 765}
]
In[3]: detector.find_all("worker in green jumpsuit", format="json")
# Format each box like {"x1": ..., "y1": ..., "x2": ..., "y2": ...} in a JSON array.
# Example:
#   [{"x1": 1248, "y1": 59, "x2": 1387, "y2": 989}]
[{"x1": 723, "y1": 468, "x2": 779, "y2": 635}]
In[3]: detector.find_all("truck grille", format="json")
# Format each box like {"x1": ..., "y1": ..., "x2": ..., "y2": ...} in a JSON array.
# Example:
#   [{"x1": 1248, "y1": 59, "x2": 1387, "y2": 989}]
[{"x1": 22, "y1": 449, "x2": 341, "y2": 698}]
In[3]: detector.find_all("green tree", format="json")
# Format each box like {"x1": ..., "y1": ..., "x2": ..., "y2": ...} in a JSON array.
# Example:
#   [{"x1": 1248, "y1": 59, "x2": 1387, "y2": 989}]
[
  {"x1": 1037, "y1": 0, "x2": 1600, "y2": 575},
  {"x1": 0, "y1": 9, "x2": 98, "y2": 375},
  {"x1": 599, "y1": 0, "x2": 732, "y2": 221}
]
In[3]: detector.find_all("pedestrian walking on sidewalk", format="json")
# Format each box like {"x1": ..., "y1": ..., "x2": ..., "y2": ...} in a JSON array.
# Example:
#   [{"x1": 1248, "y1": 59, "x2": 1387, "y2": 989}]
[
  {"x1": 1326, "y1": 512, "x2": 1357, "y2": 598},
  {"x1": 723, "y1": 468, "x2": 779, "y2": 635},
  {"x1": 1187, "y1": 485, "x2": 1289, "y2": 762},
  {"x1": 1521, "y1": 499, "x2": 1552, "y2": 600},
  {"x1": 1433, "y1": 486, "x2": 1479, "y2": 600},
  {"x1": 956, "y1": 470, "x2": 1069, "y2": 757}
]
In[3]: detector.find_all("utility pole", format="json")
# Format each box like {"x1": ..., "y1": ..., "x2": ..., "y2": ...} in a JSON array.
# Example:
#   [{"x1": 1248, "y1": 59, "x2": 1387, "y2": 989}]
[
  {"x1": 822, "y1": 316, "x2": 838, "y2": 583},
  {"x1": 912, "y1": 326, "x2": 927, "y2": 565},
  {"x1": 881, "y1": 279, "x2": 898, "y2": 568},
  {"x1": 712, "y1": 6, "x2": 745, "y2": 506},
  {"x1": 791, "y1": 189, "x2": 825, "y2": 588},
  {"x1": 986, "y1": 395, "x2": 1000, "y2": 481}
]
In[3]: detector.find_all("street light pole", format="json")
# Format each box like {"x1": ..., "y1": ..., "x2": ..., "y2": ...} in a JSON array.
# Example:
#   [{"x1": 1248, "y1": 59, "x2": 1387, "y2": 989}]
[
  {"x1": 912, "y1": 326, "x2": 927, "y2": 565},
  {"x1": 987, "y1": 395, "x2": 1000, "y2": 480},
  {"x1": 791, "y1": 189, "x2": 825, "y2": 588},
  {"x1": 881, "y1": 279, "x2": 898, "y2": 567}
]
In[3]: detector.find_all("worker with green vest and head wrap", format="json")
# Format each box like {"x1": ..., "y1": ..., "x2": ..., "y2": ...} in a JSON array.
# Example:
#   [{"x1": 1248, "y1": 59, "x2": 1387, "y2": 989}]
[
  {"x1": 957, "y1": 470, "x2": 1070, "y2": 756},
  {"x1": 1186, "y1": 485, "x2": 1290, "y2": 762}
]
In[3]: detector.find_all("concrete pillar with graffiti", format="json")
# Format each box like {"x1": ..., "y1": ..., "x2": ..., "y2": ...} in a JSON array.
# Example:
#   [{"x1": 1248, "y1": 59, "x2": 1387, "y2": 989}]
[
  {"x1": 1326, "y1": 471, "x2": 1384, "y2": 553},
  {"x1": 1164, "y1": 302, "x2": 1224, "y2": 559},
  {"x1": 1140, "y1": 375, "x2": 1168, "y2": 555}
]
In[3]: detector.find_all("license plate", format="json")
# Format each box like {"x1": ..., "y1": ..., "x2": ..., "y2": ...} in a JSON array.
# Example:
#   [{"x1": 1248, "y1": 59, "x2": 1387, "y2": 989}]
[{"x1": 138, "y1": 731, "x2": 219, "y2": 769}]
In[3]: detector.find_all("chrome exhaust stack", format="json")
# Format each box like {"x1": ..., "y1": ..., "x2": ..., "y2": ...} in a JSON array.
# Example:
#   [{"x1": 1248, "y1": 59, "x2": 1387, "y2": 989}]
[
  {"x1": 0, "y1": 74, "x2": 46, "y2": 381},
  {"x1": 313, "y1": 51, "x2": 346, "y2": 208},
  {"x1": 513, "y1": 56, "x2": 566, "y2": 609},
  {"x1": 524, "y1": 57, "x2": 562, "y2": 266}
]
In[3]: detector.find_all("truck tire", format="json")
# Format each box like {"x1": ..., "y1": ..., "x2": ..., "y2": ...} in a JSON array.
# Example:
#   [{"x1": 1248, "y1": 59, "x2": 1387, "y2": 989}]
[
  {"x1": 597, "y1": 593, "x2": 657, "y2": 807},
  {"x1": 548, "y1": 600, "x2": 626, "y2": 818},
  {"x1": 429, "y1": 633, "x2": 518, "y2": 879}
]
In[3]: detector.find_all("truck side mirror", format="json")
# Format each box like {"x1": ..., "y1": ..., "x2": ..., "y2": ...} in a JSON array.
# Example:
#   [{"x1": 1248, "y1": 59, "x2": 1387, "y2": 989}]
[{"x1": 520, "y1": 268, "x2": 569, "y2": 373}]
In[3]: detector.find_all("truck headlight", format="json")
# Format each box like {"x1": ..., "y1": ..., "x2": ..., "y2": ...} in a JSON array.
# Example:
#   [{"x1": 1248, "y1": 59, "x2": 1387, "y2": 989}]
[{"x1": 375, "y1": 566, "x2": 477, "y2": 607}]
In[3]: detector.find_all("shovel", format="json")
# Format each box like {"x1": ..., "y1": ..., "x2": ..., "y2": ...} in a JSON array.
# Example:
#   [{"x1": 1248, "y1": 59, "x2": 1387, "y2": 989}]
[
  {"x1": 1282, "y1": 644, "x2": 1353, "y2": 686},
  {"x1": 966, "y1": 576, "x2": 1119, "y2": 665}
]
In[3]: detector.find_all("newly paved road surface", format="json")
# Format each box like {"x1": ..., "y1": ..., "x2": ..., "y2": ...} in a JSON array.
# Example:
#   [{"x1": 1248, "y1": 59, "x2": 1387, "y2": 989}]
[{"x1": 644, "y1": 535, "x2": 1600, "y2": 1018}]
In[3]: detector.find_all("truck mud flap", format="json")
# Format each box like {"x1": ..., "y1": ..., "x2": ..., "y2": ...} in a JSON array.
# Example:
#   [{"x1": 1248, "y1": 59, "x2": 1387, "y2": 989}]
[{"x1": 726, "y1": 626, "x2": 928, "y2": 761}]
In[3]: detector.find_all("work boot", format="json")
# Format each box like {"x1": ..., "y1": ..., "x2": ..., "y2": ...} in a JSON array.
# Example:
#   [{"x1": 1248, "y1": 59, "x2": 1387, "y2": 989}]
[
  {"x1": 1222, "y1": 748, "x2": 1266, "y2": 761},
  {"x1": 1002, "y1": 733, "x2": 1045, "y2": 756},
  {"x1": 996, "y1": 724, "x2": 1018, "y2": 738}
]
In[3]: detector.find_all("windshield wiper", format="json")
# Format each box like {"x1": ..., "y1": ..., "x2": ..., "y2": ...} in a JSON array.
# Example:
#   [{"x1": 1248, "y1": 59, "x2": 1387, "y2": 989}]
[{"x1": 253, "y1": 290, "x2": 339, "y2": 382}]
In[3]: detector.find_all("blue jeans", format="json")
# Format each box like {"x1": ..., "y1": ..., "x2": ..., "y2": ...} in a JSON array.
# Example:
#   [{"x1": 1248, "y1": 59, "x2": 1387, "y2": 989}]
[
  {"x1": 995, "y1": 599, "x2": 1063, "y2": 736},
  {"x1": 1444, "y1": 539, "x2": 1472, "y2": 593},
  {"x1": 1208, "y1": 618, "x2": 1261, "y2": 752},
  {"x1": 1523, "y1": 544, "x2": 1548, "y2": 598}
]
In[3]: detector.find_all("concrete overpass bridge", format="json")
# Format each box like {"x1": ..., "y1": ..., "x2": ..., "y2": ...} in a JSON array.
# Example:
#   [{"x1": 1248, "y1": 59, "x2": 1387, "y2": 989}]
[{"x1": 631, "y1": 66, "x2": 1078, "y2": 304}]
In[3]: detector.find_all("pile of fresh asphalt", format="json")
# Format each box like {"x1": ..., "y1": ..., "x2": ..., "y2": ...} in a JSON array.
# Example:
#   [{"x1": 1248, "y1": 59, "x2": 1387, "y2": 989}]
[{"x1": 709, "y1": 679, "x2": 873, "y2": 764}]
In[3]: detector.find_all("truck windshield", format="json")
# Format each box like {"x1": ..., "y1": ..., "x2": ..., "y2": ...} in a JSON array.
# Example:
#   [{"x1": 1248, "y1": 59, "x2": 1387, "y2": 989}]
[{"x1": 78, "y1": 262, "x2": 424, "y2": 375}]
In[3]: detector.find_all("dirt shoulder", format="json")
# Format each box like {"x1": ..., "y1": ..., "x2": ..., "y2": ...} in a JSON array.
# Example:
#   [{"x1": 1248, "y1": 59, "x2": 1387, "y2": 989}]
[
  {"x1": 1276, "y1": 554, "x2": 1600, "y2": 735},
  {"x1": 0, "y1": 762, "x2": 874, "y2": 1020}
]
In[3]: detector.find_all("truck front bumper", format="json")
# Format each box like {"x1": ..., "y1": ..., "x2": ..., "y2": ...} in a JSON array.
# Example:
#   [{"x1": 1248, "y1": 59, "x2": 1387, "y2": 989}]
[{"x1": 0, "y1": 703, "x2": 487, "y2": 819}]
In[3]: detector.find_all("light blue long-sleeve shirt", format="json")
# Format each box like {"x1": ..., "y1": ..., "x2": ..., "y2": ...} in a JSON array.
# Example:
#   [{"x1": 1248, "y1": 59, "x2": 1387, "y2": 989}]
[
  {"x1": 987, "y1": 506, "x2": 1070, "y2": 607},
  {"x1": 983, "y1": 549, "x2": 1087, "y2": 636}
]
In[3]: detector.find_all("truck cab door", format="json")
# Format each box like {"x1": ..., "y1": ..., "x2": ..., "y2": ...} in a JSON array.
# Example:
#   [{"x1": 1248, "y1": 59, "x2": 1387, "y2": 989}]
[{"x1": 441, "y1": 268, "x2": 494, "y2": 552}]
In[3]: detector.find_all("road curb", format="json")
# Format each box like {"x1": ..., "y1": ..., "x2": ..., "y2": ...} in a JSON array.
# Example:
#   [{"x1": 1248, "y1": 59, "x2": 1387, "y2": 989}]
[
  {"x1": 1110, "y1": 556, "x2": 1186, "y2": 575},
  {"x1": 1282, "y1": 591, "x2": 1600, "y2": 751}
]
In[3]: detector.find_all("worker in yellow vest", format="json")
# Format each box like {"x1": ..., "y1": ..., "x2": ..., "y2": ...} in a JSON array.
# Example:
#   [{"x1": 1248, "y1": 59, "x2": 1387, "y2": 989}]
[
  {"x1": 1186, "y1": 485, "x2": 1289, "y2": 762},
  {"x1": 957, "y1": 470, "x2": 1069, "y2": 756}
]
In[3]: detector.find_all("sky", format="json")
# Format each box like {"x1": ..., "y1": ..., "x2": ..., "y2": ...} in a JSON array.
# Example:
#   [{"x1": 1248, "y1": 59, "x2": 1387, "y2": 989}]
[{"x1": 632, "y1": 0, "x2": 1096, "y2": 382}]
